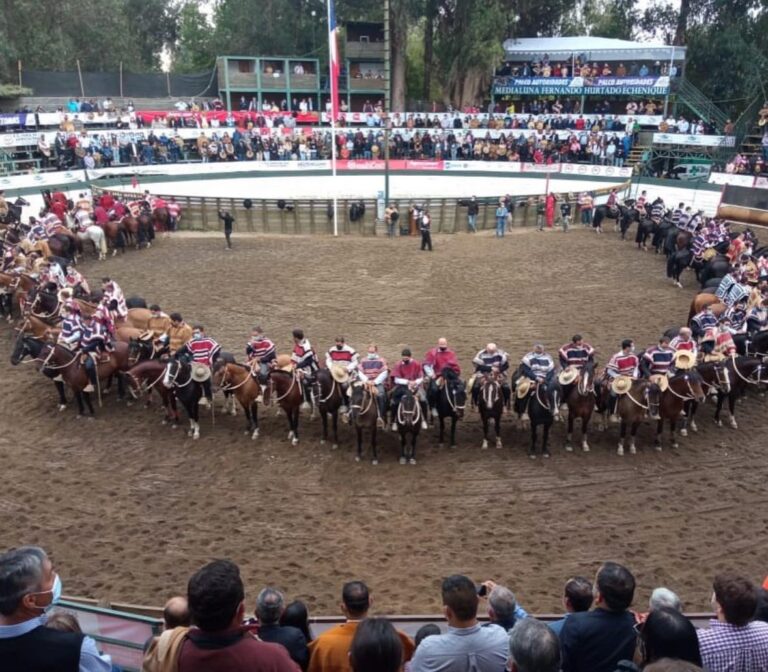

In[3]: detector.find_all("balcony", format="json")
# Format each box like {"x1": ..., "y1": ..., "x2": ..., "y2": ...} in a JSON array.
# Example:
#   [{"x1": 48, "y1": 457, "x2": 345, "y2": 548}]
[
  {"x1": 261, "y1": 73, "x2": 288, "y2": 90},
  {"x1": 349, "y1": 78, "x2": 386, "y2": 92},
  {"x1": 289, "y1": 73, "x2": 319, "y2": 90},
  {"x1": 346, "y1": 42, "x2": 387, "y2": 60}
]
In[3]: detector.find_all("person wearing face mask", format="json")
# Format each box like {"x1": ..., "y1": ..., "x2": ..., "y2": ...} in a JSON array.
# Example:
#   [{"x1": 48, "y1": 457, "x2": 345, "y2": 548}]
[
  {"x1": 0, "y1": 545, "x2": 111, "y2": 671},
  {"x1": 390, "y1": 348, "x2": 429, "y2": 431},
  {"x1": 356, "y1": 344, "x2": 389, "y2": 428},
  {"x1": 166, "y1": 312, "x2": 193, "y2": 355},
  {"x1": 603, "y1": 339, "x2": 640, "y2": 423},
  {"x1": 423, "y1": 338, "x2": 461, "y2": 418}
]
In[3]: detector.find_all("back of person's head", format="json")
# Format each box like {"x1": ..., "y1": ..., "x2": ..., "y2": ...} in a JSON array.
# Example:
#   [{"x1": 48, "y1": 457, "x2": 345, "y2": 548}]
[
  {"x1": 596, "y1": 562, "x2": 635, "y2": 612},
  {"x1": 564, "y1": 576, "x2": 593, "y2": 613},
  {"x1": 441, "y1": 575, "x2": 478, "y2": 622},
  {"x1": 349, "y1": 618, "x2": 403, "y2": 672},
  {"x1": 508, "y1": 618, "x2": 561, "y2": 672},
  {"x1": 163, "y1": 596, "x2": 190, "y2": 629},
  {"x1": 342, "y1": 581, "x2": 370, "y2": 618},
  {"x1": 187, "y1": 560, "x2": 244, "y2": 632},
  {"x1": 0, "y1": 545, "x2": 47, "y2": 616},
  {"x1": 45, "y1": 610, "x2": 82, "y2": 633},
  {"x1": 649, "y1": 587, "x2": 682, "y2": 612},
  {"x1": 489, "y1": 585, "x2": 517, "y2": 624},
  {"x1": 414, "y1": 623, "x2": 441, "y2": 648},
  {"x1": 713, "y1": 573, "x2": 758, "y2": 626},
  {"x1": 280, "y1": 600, "x2": 313, "y2": 642},
  {"x1": 644, "y1": 660, "x2": 704, "y2": 672},
  {"x1": 256, "y1": 587, "x2": 284, "y2": 625},
  {"x1": 640, "y1": 607, "x2": 702, "y2": 667}
]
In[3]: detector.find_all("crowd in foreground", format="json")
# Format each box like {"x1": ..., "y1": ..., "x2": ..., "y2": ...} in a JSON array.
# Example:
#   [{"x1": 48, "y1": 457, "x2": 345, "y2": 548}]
[{"x1": 1, "y1": 546, "x2": 768, "y2": 672}]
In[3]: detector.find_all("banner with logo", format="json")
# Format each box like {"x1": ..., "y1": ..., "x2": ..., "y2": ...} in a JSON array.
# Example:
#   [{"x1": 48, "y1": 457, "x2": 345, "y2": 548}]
[
  {"x1": 559, "y1": 164, "x2": 633, "y2": 178},
  {"x1": 708, "y1": 173, "x2": 755, "y2": 187},
  {"x1": 653, "y1": 133, "x2": 735, "y2": 148},
  {"x1": 493, "y1": 75, "x2": 670, "y2": 96},
  {"x1": 0, "y1": 112, "x2": 28, "y2": 127}
]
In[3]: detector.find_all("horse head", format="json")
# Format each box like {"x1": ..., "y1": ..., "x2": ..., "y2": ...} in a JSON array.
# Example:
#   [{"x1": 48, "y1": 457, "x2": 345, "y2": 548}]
[
  {"x1": 162, "y1": 358, "x2": 180, "y2": 389},
  {"x1": 10, "y1": 332, "x2": 38, "y2": 365},
  {"x1": 671, "y1": 369, "x2": 707, "y2": 404},
  {"x1": 396, "y1": 388, "x2": 420, "y2": 428},
  {"x1": 578, "y1": 361, "x2": 595, "y2": 395},
  {"x1": 445, "y1": 375, "x2": 467, "y2": 418},
  {"x1": 712, "y1": 361, "x2": 732, "y2": 394}
]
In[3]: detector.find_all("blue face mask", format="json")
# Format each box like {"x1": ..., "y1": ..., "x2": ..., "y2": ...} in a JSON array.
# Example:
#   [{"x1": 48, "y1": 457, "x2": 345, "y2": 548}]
[
  {"x1": 192, "y1": 332, "x2": 202, "y2": 341},
  {"x1": 35, "y1": 574, "x2": 62, "y2": 613}
]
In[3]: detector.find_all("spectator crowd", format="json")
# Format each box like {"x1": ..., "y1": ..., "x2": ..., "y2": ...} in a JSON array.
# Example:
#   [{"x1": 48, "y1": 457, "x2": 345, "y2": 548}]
[{"x1": 2, "y1": 545, "x2": 768, "y2": 672}]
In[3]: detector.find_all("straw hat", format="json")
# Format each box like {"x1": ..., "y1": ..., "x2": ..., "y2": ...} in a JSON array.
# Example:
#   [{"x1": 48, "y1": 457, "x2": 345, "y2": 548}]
[
  {"x1": 274, "y1": 354, "x2": 293, "y2": 372},
  {"x1": 648, "y1": 374, "x2": 669, "y2": 392},
  {"x1": 558, "y1": 366, "x2": 580, "y2": 386},
  {"x1": 674, "y1": 350, "x2": 696, "y2": 370},
  {"x1": 610, "y1": 375, "x2": 633, "y2": 395},
  {"x1": 516, "y1": 378, "x2": 532, "y2": 399},
  {"x1": 190, "y1": 363, "x2": 211, "y2": 383},
  {"x1": 330, "y1": 363, "x2": 350, "y2": 384}
]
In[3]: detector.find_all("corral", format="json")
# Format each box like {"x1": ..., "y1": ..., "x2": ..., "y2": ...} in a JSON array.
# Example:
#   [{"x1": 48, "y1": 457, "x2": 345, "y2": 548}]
[{"x1": 2, "y1": 225, "x2": 766, "y2": 616}]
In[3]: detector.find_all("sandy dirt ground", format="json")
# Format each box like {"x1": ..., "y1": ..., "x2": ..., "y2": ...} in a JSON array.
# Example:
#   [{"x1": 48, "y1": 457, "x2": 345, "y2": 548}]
[{"x1": 1, "y1": 225, "x2": 766, "y2": 616}]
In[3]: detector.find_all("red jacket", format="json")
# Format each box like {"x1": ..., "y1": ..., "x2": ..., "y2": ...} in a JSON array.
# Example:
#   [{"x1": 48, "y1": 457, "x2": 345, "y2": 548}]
[
  {"x1": 392, "y1": 359, "x2": 424, "y2": 383},
  {"x1": 423, "y1": 347, "x2": 461, "y2": 377}
]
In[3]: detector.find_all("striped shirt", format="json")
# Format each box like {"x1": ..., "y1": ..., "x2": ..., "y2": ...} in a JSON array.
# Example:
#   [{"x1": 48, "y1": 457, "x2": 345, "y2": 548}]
[
  {"x1": 246, "y1": 337, "x2": 276, "y2": 362},
  {"x1": 186, "y1": 337, "x2": 221, "y2": 366},
  {"x1": 559, "y1": 343, "x2": 594, "y2": 368},
  {"x1": 359, "y1": 356, "x2": 388, "y2": 384},
  {"x1": 606, "y1": 352, "x2": 639, "y2": 377},
  {"x1": 670, "y1": 337, "x2": 698, "y2": 357}
]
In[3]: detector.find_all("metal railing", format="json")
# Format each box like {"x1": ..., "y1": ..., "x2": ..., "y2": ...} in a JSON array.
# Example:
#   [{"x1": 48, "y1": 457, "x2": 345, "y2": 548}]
[{"x1": 676, "y1": 78, "x2": 729, "y2": 131}]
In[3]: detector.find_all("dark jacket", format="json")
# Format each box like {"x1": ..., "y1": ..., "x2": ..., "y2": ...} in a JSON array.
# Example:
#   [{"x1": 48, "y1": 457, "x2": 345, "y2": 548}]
[
  {"x1": 0, "y1": 625, "x2": 83, "y2": 672},
  {"x1": 560, "y1": 608, "x2": 637, "y2": 672},
  {"x1": 258, "y1": 624, "x2": 309, "y2": 670}
]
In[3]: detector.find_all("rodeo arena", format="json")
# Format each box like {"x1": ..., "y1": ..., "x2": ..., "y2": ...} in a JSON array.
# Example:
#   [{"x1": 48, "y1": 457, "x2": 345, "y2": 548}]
[{"x1": 3, "y1": 21, "x2": 768, "y2": 672}]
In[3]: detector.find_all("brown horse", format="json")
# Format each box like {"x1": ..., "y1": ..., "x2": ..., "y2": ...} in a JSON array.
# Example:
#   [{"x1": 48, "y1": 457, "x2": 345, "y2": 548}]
[
  {"x1": 350, "y1": 380, "x2": 380, "y2": 464},
  {"x1": 655, "y1": 370, "x2": 706, "y2": 451},
  {"x1": 681, "y1": 361, "x2": 732, "y2": 435},
  {"x1": 477, "y1": 372, "x2": 504, "y2": 450},
  {"x1": 598, "y1": 378, "x2": 654, "y2": 456},
  {"x1": 0, "y1": 272, "x2": 37, "y2": 320},
  {"x1": 713, "y1": 356, "x2": 766, "y2": 429},
  {"x1": 687, "y1": 293, "x2": 726, "y2": 324},
  {"x1": 125, "y1": 359, "x2": 179, "y2": 426},
  {"x1": 267, "y1": 369, "x2": 303, "y2": 445},
  {"x1": 563, "y1": 361, "x2": 596, "y2": 452},
  {"x1": 213, "y1": 362, "x2": 262, "y2": 439},
  {"x1": 153, "y1": 207, "x2": 170, "y2": 233},
  {"x1": 315, "y1": 368, "x2": 344, "y2": 449},
  {"x1": 99, "y1": 220, "x2": 126, "y2": 256},
  {"x1": 18, "y1": 315, "x2": 58, "y2": 340}
]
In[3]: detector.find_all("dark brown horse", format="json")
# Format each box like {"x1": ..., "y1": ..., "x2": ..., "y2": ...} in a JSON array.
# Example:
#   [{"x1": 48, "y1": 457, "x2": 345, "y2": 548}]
[
  {"x1": 315, "y1": 368, "x2": 344, "y2": 449},
  {"x1": 563, "y1": 361, "x2": 596, "y2": 452},
  {"x1": 350, "y1": 381, "x2": 380, "y2": 464},
  {"x1": 654, "y1": 370, "x2": 706, "y2": 451},
  {"x1": 0, "y1": 272, "x2": 37, "y2": 320},
  {"x1": 99, "y1": 219, "x2": 127, "y2": 256},
  {"x1": 395, "y1": 386, "x2": 421, "y2": 464},
  {"x1": 597, "y1": 378, "x2": 653, "y2": 456},
  {"x1": 682, "y1": 361, "x2": 732, "y2": 435},
  {"x1": 477, "y1": 371, "x2": 504, "y2": 450},
  {"x1": 713, "y1": 356, "x2": 766, "y2": 429},
  {"x1": 213, "y1": 362, "x2": 261, "y2": 440},
  {"x1": 267, "y1": 369, "x2": 303, "y2": 445},
  {"x1": 125, "y1": 359, "x2": 179, "y2": 426}
]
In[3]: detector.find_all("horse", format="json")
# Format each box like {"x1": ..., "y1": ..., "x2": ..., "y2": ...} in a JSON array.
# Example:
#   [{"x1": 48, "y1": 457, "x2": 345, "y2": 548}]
[
  {"x1": 136, "y1": 212, "x2": 156, "y2": 249},
  {"x1": 696, "y1": 253, "x2": 730, "y2": 288},
  {"x1": 563, "y1": 361, "x2": 596, "y2": 453},
  {"x1": 349, "y1": 381, "x2": 380, "y2": 464},
  {"x1": 10, "y1": 333, "x2": 68, "y2": 410},
  {"x1": 153, "y1": 207, "x2": 170, "y2": 234},
  {"x1": 682, "y1": 361, "x2": 733, "y2": 434},
  {"x1": 0, "y1": 197, "x2": 30, "y2": 225},
  {"x1": 654, "y1": 370, "x2": 706, "y2": 451},
  {"x1": 687, "y1": 293, "x2": 725, "y2": 324},
  {"x1": 394, "y1": 387, "x2": 421, "y2": 464},
  {"x1": 267, "y1": 369, "x2": 302, "y2": 445},
  {"x1": 212, "y1": 361, "x2": 261, "y2": 440},
  {"x1": 515, "y1": 377, "x2": 559, "y2": 458},
  {"x1": 477, "y1": 371, "x2": 504, "y2": 450},
  {"x1": 315, "y1": 368, "x2": 344, "y2": 449},
  {"x1": 125, "y1": 359, "x2": 179, "y2": 426},
  {"x1": 162, "y1": 358, "x2": 202, "y2": 439},
  {"x1": 634, "y1": 216, "x2": 656, "y2": 250},
  {"x1": 712, "y1": 356, "x2": 766, "y2": 429},
  {"x1": 47, "y1": 233, "x2": 81, "y2": 266},
  {"x1": 433, "y1": 368, "x2": 466, "y2": 448},
  {"x1": 71, "y1": 218, "x2": 108, "y2": 261},
  {"x1": 0, "y1": 272, "x2": 37, "y2": 320},
  {"x1": 99, "y1": 219, "x2": 127, "y2": 256},
  {"x1": 597, "y1": 378, "x2": 653, "y2": 456},
  {"x1": 734, "y1": 330, "x2": 768, "y2": 358}
]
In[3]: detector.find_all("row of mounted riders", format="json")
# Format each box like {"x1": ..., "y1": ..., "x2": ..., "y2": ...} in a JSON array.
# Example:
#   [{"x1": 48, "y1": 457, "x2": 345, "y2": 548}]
[{"x1": 0, "y1": 192, "x2": 166, "y2": 267}]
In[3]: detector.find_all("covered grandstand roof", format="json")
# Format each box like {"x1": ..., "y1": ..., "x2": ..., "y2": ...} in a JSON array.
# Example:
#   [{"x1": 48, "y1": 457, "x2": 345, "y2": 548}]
[{"x1": 502, "y1": 36, "x2": 685, "y2": 62}]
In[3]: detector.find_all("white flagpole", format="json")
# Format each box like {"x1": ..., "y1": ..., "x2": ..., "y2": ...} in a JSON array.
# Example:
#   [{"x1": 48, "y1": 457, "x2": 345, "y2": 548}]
[{"x1": 327, "y1": 0, "x2": 339, "y2": 237}]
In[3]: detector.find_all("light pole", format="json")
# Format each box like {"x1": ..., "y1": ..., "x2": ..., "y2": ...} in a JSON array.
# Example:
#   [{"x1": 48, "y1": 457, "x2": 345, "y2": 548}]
[{"x1": 384, "y1": 115, "x2": 391, "y2": 208}]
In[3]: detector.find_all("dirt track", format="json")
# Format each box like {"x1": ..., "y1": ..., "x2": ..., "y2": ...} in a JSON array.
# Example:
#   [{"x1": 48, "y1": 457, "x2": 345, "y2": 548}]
[{"x1": 1, "y1": 226, "x2": 766, "y2": 616}]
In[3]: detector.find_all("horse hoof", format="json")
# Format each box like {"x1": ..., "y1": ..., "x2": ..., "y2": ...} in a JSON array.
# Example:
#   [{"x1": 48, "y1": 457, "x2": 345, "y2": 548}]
[
  {"x1": 543, "y1": 451, "x2": 551, "y2": 458},
  {"x1": 251, "y1": 429, "x2": 259, "y2": 440},
  {"x1": 399, "y1": 457, "x2": 406, "y2": 465},
  {"x1": 58, "y1": 405, "x2": 66, "y2": 412},
  {"x1": 229, "y1": 409, "x2": 237, "y2": 416},
  {"x1": 670, "y1": 442, "x2": 678, "y2": 450},
  {"x1": 716, "y1": 420, "x2": 723, "y2": 427},
  {"x1": 565, "y1": 444, "x2": 573, "y2": 452},
  {"x1": 617, "y1": 446, "x2": 624, "y2": 456},
  {"x1": 332, "y1": 444, "x2": 339, "y2": 450},
  {"x1": 438, "y1": 443, "x2": 445, "y2": 449},
  {"x1": 481, "y1": 439, "x2": 488, "y2": 450},
  {"x1": 287, "y1": 431, "x2": 294, "y2": 440},
  {"x1": 597, "y1": 423, "x2": 605, "y2": 432},
  {"x1": 193, "y1": 434, "x2": 199, "y2": 440},
  {"x1": 355, "y1": 456, "x2": 361, "y2": 463},
  {"x1": 629, "y1": 444, "x2": 637, "y2": 455},
  {"x1": 320, "y1": 439, "x2": 326, "y2": 445},
  {"x1": 729, "y1": 418, "x2": 738, "y2": 429},
  {"x1": 495, "y1": 439, "x2": 502, "y2": 449},
  {"x1": 582, "y1": 443, "x2": 590, "y2": 452},
  {"x1": 528, "y1": 453, "x2": 536, "y2": 460},
  {"x1": 450, "y1": 444, "x2": 457, "y2": 449},
  {"x1": 372, "y1": 459, "x2": 378, "y2": 466},
  {"x1": 679, "y1": 428, "x2": 688, "y2": 437},
  {"x1": 409, "y1": 458, "x2": 417, "y2": 465},
  {"x1": 690, "y1": 421, "x2": 698, "y2": 433},
  {"x1": 291, "y1": 438, "x2": 299, "y2": 446}
]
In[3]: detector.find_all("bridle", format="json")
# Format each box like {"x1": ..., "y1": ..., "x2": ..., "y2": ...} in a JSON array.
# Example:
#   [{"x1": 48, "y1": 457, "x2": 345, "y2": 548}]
[
  {"x1": 664, "y1": 373, "x2": 703, "y2": 401},
  {"x1": 481, "y1": 375, "x2": 501, "y2": 409},
  {"x1": 164, "y1": 360, "x2": 193, "y2": 388},
  {"x1": 443, "y1": 379, "x2": 466, "y2": 414},
  {"x1": 270, "y1": 370, "x2": 298, "y2": 402},
  {"x1": 396, "y1": 391, "x2": 421, "y2": 426},
  {"x1": 217, "y1": 364, "x2": 253, "y2": 392},
  {"x1": 317, "y1": 376, "x2": 338, "y2": 404},
  {"x1": 350, "y1": 382, "x2": 375, "y2": 416}
]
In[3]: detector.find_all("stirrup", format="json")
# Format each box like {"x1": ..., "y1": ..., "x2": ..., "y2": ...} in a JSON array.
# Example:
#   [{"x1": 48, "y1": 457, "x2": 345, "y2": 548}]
[
  {"x1": 198, "y1": 397, "x2": 210, "y2": 407},
  {"x1": 300, "y1": 401, "x2": 311, "y2": 411},
  {"x1": 609, "y1": 413, "x2": 620, "y2": 424}
]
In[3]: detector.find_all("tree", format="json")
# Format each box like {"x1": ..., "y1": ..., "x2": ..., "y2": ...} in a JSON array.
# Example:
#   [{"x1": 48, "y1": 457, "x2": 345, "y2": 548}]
[{"x1": 174, "y1": 1, "x2": 216, "y2": 73}]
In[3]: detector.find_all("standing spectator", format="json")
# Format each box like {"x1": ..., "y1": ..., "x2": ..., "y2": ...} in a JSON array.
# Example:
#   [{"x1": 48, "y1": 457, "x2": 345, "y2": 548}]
[
  {"x1": 174, "y1": 560, "x2": 298, "y2": 672},
  {"x1": 255, "y1": 588, "x2": 309, "y2": 670},
  {"x1": 349, "y1": 618, "x2": 403, "y2": 672},
  {"x1": 0, "y1": 545, "x2": 112, "y2": 672},
  {"x1": 697, "y1": 573, "x2": 768, "y2": 672},
  {"x1": 467, "y1": 196, "x2": 479, "y2": 233},
  {"x1": 508, "y1": 618, "x2": 561, "y2": 672},
  {"x1": 385, "y1": 204, "x2": 399, "y2": 238},
  {"x1": 622, "y1": 607, "x2": 703, "y2": 671},
  {"x1": 495, "y1": 200, "x2": 507, "y2": 237},
  {"x1": 163, "y1": 596, "x2": 191, "y2": 629},
  {"x1": 536, "y1": 196, "x2": 546, "y2": 231},
  {"x1": 281, "y1": 601, "x2": 313, "y2": 643},
  {"x1": 167, "y1": 197, "x2": 181, "y2": 233},
  {"x1": 545, "y1": 192, "x2": 556, "y2": 229},
  {"x1": 579, "y1": 191, "x2": 593, "y2": 227},
  {"x1": 218, "y1": 210, "x2": 234, "y2": 250},
  {"x1": 548, "y1": 576, "x2": 593, "y2": 636},
  {"x1": 307, "y1": 581, "x2": 414, "y2": 672},
  {"x1": 420, "y1": 210, "x2": 433, "y2": 251},
  {"x1": 409, "y1": 575, "x2": 508, "y2": 672},
  {"x1": 560, "y1": 196, "x2": 573, "y2": 233},
  {"x1": 560, "y1": 562, "x2": 637, "y2": 672}
]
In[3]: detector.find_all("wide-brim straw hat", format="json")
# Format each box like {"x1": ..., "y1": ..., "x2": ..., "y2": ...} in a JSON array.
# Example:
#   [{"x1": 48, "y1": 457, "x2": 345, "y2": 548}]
[
  {"x1": 330, "y1": 363, "x2": 350, "y2": 383},
  {"x1": 674, "y1": 350, "x2": 696, "y2": 370},
  {"x1": 190, "y1": 363, "x2": 211, "y2": 382},
  {"x1": 611, "y1": 375, "x2": 633, "y2": 395},
  {"x1": 558, "y1": 367, "x2": 580, "y2": 386}
]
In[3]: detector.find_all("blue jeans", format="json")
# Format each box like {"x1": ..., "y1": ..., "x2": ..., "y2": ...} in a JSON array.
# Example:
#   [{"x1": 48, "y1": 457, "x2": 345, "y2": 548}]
[
  {"x1": 495, "y1": 217, "x2": 505, "y2": 237},
  {"x1": 468, "y1": 214, "x2": 477, "y2": 232}
]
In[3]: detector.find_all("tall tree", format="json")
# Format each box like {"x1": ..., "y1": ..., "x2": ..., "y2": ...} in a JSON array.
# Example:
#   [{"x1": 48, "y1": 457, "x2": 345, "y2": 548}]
[
  {"x1": 423, "y1": 0, "x2": 437, "y2": 100},
  {"x1": 174, "y1": 1, "x2": 216, "y2": 73}
]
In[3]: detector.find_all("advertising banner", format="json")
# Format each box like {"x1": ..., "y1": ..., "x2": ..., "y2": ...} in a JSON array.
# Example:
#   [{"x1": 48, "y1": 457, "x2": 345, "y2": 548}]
[
  {"x1": 493, "y1": 75, "x2": 670, "y2": 96},
  {"x1": 653, "y1": 133, "x2": 735, "y2": 148}
]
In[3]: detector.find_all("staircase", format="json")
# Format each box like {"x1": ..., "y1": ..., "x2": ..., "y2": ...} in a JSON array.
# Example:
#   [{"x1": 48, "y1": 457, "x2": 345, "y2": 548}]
[
  {"x1": 675, "y1": 78, "x2": 729, "y2": 131},
  {"x1": 732, "y1": 95, "x2": 764, "y2": 163},
  {"x1": 626, "y1": 144, "x2": 650, "y2": 170}
]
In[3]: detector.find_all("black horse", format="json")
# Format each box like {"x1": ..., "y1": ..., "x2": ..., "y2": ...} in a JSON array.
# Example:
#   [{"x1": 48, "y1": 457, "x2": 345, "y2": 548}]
[
  {"x1": 695, "y1": 253, "x2": 731, "y2": 288},
  {"x1": 0, "y1": 197, "x2": 30, "y2": 225},
  {"x1": 433, "y1": 368, "x2": 466, "y2": 448},
  {"x1": 395, "y1": 387, "x2": 421, "y2": 464},
  {"x1": 315, "y1": 368, "x2": 344, "y2": 450},
  {"x1": 162, "y1": 359, "x2": 203, "y2": 439},
  {"x1": 512, "y1": 366, "x2": 560, "y2": 458}
]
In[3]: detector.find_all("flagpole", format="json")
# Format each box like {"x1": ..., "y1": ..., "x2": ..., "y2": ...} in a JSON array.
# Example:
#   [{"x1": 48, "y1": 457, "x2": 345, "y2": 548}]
[{"x1": 327, "y1": 0, "x2": 339, "y2": 237}]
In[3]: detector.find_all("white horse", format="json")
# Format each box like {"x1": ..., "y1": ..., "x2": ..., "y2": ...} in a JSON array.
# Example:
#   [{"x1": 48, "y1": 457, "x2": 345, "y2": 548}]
[{"x1": 67, "y1": 213, "x2": 106, "y2": 261}]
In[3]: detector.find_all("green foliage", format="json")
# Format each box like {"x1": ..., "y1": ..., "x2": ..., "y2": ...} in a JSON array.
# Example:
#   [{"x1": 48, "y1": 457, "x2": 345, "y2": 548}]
[
  {"x1": 174, "y1": 1, "x2": 216, "y2": 72},
  {"x1": 0, "y1": 84, "x2": 33, "y2": 98}
]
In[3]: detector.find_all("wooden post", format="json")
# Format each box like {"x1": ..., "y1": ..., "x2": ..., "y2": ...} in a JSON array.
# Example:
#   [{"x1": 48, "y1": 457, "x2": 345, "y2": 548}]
[
  {"x1": 76, "y1": 60, "x2": 85, "y2": 98},
  {"x1": 17, "y1": 60, "x2": 22, "y2": 87}
]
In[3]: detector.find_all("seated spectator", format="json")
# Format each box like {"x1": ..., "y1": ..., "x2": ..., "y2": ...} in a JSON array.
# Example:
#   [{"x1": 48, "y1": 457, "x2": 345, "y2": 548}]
[
  {"x1": 349, "y1": 618, "x2": 402, "y2": 672},
  {"x1": 0, "y1": 545, "x2": 112, "y2": 672},
  {"x1": 163, "y1": 596, "x2": 191, "y2": 629},
  {"x1": 307, "y1": 581, "x2": 414, "y2": 672},
  {"x1": 549, "y1": 576, "x2": 594, "y2": 635},
  {"x1": 409, "y1": 575, "x2": 508, "y2": 672},
  {"x1": 281, "y1": 600, "x2": 313, "y2": 643},
  {"x1": 508, "y1": 618, "x2": 561, "y2": 672},
  {"x1": 560, "y1": 562, "x2": 637, "y2": 672},
  {"x1": 404, "y1": 624, "x2": 440, "y2": 672},
  {"x1": 172, "y1": 559, "x2": 298, "y2": 671},
  {"x1": 644, "y1": 661, "x2": 703, "y2": 672},
  {"x1": 649, "y1": 588, "x2": 682, "y2": 613},
  {"x1": 255, "y1": 588, "x2": 309, "y2": 670},
  {"x1": 697, "y1": 573, "x2": 768, "y2": 672}
]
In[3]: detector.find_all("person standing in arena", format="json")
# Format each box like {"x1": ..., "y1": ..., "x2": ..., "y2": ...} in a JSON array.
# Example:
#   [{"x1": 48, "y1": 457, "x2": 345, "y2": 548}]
[
  {"x1": 419, "y1": 209, "x2": 433, "y2": 251},
  {"x1": 218, "y1": 210, "x2": 234, "y2": 250},
  {"x1": 167, "y1": 197, "x2": 181, "y2": 233}
]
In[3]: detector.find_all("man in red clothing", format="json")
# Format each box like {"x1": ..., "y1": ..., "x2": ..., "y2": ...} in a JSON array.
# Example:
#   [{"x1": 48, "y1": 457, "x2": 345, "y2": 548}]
[
  {"x1": 423, "y1": 337, "x2": 461, "y2": 418},
  {"x1": 390, "y1": 348, "x2": 429, "y2": 430},
  {"x1": 175, "y1": 560, "x2": 299, "y2": 672}
]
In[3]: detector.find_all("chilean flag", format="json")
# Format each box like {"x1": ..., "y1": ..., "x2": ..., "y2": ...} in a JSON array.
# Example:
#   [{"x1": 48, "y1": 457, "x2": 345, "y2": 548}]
[{"x1": 328, "y1": 0, "x2": 340, "y2": 122}]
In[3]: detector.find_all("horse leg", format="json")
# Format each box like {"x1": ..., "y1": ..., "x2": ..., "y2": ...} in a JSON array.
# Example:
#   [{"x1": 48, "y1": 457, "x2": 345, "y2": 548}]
[
  {"x1": 371, "y1": 426, "x2": 378, "y2": 465},
  {"x1": 331, "y1": 411, "x2": 339, "y2": 450},
  {"x1": 320, "y1": 411, "x2": 328, "y2": 444},
  {"x1": 285, "y1": 408, "x2": 294, "y2": 441},
  {"x1": 581, "y1": 416, "x2": 590, "y2": 452},
  {"x1": 449, "y1": 416, "x2": 458, "y2": 449},
  {"x1": 251, "y1": 402, "x2": 260, "y2": 439},
  {"x1": 116, "y1": 372, "x2": 125, "y2": 402},
  {"x1": 410, "y1": 432, "x2": 417, "y2": 465},
  {"x1": 355, "y1": 427, "x2": 363, "y2": 462},
  {"x1": 655, "y1": 419, "x2": 663, "y2": 451},
  {"x1": 54, "y1": 380, "x2": 67, "y2": 411},
  {"x1": 481, "y1": 415, "x2": 489, "y2": 450},
  {"x1": 243, "y1": 405, "x2": 253, "y2": 435},
  {"x1": 565, "y1": 414, "x2": 574, "y2": 451},
  {"x1": 629, "y1": 421, "x2": 639, "y2": 454},
  {"x1": 669, "y1": 418, "x2": 679, "y2": 450},
  {"x1": 542, "y1": 423, "x2": 551, "y2": 457},
  {"x1": 494, "y1": 416, "x2": 502, "y2": 449},
  {"x1": 399, "y1": 431, "x2": 407, "y2": 464},
  {"x1": 291, "y1": 408, "x2": 300, "y2": 445},
  {"x1": 75, "y1": 391, "x2": 85, "y2": 416},
  {"x1": 617, "y1": 420, "x2": 626, "y2": 456},
  {"x1": 84, "y1": 391, "x2": 95, "y2": 416},
  {"x1": 438, "y1": 416, "x2": 445, "y2": 447},
  {"x1": 727, "y1": 392, "x2": 738, "y2": 429},
  {"x1": 528, "y1": 422, "x2": 537, "y2": 458},
  {"x1": 714, "y1": 392, "x2": 724, "y2": 426}
]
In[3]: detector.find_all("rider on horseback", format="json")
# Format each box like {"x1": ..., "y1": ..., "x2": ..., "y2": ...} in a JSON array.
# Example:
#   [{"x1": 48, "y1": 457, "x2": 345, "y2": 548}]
[
  {"x1": 723, "y1": 298, "x2": 749, "y2": 334},
  {"x1": 604, "y1": 339, "x2": 640, "y2": 423},
  {"x1": 423, "y1": 338, "x2": 461, "y2": 418},
  {"x1": 701, "y1": 317, "x2": 738, "y2": 361},
  {"x1": 390, "y1": 348, "x2": 428, "y2": 431},
  {"x1": 356, "y1": 344, "x2": 389, "y2": 429},
  {"x1": 557, "y1": 334, "x2": 595, "y2": 409},
  {"x1": 518, "y1": 343, "x2": 555, "y2": 422},
  {"x1": 177, "y1": 325, "x2": 221, "y2": 407},
  {"x1": 746, "y1": 298, "x2": 768, "y2": 334},
  {"x1": 641, "y1": 335, "x2": 675, "y2": 379},
  {"x1": 325, "y1": 336, "x2": 359, "y2": 413},
  {"x1": 690, "y1": 304, "x2": 718, "y2": 342},
  {"x1": 470, "y1": 343, "x2": 510, "y2": 409},
  {"x1": 58, "y1": 301, "x2": 83, "y2": 350},
  {"x1": 670, "y1": 327, "x2": 698, "y2": 358},
  {"x1": 80, "y1": 311, "x2": 108, "y2": 393},
  {"x1": 101, "y1": 278, "x2": 128, "y2": 320},
  {"x1": 291, "y1": 328, "x2": 318, "y2": 411},
  {"x1": 166, "y1": 312, "x2": 193, "y2": 355},
  {"x1": 246, "y1": 326, "x2": 277, "y2": 402}
]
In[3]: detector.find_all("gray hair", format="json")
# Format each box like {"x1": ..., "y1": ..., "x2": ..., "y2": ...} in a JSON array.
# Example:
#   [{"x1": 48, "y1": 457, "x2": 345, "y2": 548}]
[
  {"x1": 256, "y1": 587, "x2": 285, "y2": 625},
  {"x1": 0, "y1": 546, "x2": 47, "y2": 616},
  {"x1": 649, "y1": 587, "x2": 682, "y2": 612},
  {"x1": 508, "y1": 618, "x2": 561, "y2": 672},
  {"x1": 489, "y1": 585, "x2": 518, "y2": 622}
]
